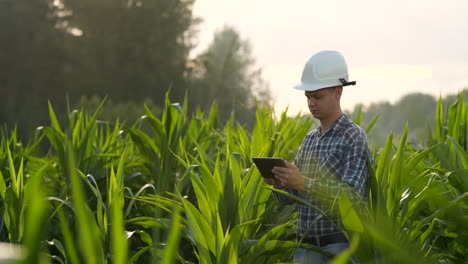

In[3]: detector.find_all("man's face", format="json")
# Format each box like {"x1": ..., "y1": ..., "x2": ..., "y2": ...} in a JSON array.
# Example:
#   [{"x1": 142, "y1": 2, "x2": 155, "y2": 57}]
[{"x1": 304, "y1": 87, "x2": 342, "y2": 120}]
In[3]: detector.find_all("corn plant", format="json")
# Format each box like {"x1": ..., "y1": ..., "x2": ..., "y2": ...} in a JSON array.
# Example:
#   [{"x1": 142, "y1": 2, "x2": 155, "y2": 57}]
[{"x1": 0, "y1": 90, "x2": 466, "y2": 264}]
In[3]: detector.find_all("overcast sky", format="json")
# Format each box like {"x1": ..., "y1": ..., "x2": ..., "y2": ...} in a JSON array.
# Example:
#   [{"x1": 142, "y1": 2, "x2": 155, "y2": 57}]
[{"x1": 192, "y1": 0, "x2": 468, "y2": 115}]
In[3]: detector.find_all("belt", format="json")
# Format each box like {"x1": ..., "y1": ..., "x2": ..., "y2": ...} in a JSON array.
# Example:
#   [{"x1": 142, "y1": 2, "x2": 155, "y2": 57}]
[{"x1": 297, "y1": 233, "x2": 348, "y2": 247}]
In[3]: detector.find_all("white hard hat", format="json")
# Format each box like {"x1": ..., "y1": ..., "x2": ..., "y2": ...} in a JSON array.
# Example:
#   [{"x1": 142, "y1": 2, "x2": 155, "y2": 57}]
[{"x1": 294, "y1": 50, "x2": 356, "y2": 91}]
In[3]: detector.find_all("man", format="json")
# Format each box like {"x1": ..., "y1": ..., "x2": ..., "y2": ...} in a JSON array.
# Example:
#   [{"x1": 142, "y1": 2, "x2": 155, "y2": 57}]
[{"x1": 265, "y1": 50, "x2": 371, "y2": 263}]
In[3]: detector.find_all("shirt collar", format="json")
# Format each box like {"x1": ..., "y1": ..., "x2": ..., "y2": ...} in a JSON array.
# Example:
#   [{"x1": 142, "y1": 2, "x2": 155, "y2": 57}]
[
  {"x1": 329, "y1": 114, "x2": 349, "y2": 132},
  {"x1": 316, "y1": 114, "x2": 349, "y2": 136}
]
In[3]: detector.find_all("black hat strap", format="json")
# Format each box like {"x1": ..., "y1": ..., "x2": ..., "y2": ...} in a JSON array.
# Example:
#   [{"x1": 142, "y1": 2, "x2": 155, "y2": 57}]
[{"x1": 339, "y1": 78, "x2": 356, "y2": 86}]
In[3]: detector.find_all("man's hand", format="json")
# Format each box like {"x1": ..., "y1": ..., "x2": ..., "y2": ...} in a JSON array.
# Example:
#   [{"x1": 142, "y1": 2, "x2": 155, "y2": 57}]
[
  {"x1": 263, "y1": 177, "x2": 283, "y2": 189},
  {"x1": 271, "y1": 160, "x2": 306, "y2": 192}
]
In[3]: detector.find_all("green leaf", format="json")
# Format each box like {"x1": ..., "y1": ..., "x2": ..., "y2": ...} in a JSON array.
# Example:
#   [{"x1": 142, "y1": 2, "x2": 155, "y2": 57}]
[
  {"x1": 48, "y1": 101, "x2": 64, "y2": 135},
  {"x1": 125, "y1": 217, "x2": 165, "y2": 229},
  {"x1": 447, "y1": 136, "x2": 468, "y2": 169},
  {"x1": 58, "y1": 210, "x2": 80, "y2": 264},
  {"x1": 22, "y1": 162, "x2": 52, "y2": 263},
  {"x1": 110, "y1": 147, "x2": 128, "y2": 264},
  {"x1": 66, "y1": 138, "x2": 104, "y2": 263},
  {"x1": 161, "y1": 206, "x2": 183, "y2": 264},
  {"x1": 387, "y1": 124, "x2": 408, "y2": 217},
  {"x1": 365, "y1": 114, "x2": 380, "y2": 134},
  {"x1": 0, "y1": 169, "x2": 6, "y2": 199},
  {"x1": 339, "y1": 192, "x2": 364, "y2": 233},
  {"x1": 180, "y1": 194, "x2": 216, "y2": 259}
]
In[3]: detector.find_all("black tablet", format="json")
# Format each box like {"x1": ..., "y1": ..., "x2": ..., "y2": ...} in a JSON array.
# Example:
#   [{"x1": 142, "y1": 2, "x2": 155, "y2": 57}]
[{"x1": 252, "y1": 157, "x2": 286, "y2": 178}]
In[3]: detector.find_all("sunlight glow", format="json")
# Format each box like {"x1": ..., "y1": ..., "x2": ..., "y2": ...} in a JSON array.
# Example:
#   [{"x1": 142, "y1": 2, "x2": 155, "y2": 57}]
[
  {"x1": 67, "y1": 28, "x2": 83, "y2": 37},
  {"x1": 353, "y1": 65, "x2": 432, "y2": 81}
]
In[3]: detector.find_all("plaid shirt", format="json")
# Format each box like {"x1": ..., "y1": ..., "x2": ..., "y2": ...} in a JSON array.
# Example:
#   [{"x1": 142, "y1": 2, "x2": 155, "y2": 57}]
[{"x1": 273, "y1": 114, "x2": 371, "y2": 237}]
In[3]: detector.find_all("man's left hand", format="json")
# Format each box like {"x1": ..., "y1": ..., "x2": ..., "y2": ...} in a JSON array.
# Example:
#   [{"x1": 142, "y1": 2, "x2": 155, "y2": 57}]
[{"x1": 272, "y1": 160, "x2": 306, "y2": 192}]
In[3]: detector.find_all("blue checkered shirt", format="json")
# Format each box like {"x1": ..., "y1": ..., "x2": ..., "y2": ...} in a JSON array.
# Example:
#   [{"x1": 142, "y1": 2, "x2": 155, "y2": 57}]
[{"x1": 273, "y1": 114, "x2": 371, "y2": 237}]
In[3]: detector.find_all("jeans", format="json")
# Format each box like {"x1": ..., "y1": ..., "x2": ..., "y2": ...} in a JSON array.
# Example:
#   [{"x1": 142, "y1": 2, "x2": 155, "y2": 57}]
[{"x1": 293, "y1": 242, "x2": 352, "y2": 264}]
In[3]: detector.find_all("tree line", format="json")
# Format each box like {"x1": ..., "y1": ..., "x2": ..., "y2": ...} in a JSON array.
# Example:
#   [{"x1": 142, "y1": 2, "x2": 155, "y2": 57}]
[
  {"x1": 350, "y1": 91, "x2": 468, "y2": 147},
  {"x1": 0, "y1": 0, "x2": 270, "y2": 139}
]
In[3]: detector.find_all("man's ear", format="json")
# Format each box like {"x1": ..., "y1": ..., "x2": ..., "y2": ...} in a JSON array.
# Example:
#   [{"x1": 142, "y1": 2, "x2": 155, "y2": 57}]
[{"x1": 335, "y1": 86, "x2": 343, "y2": 99}]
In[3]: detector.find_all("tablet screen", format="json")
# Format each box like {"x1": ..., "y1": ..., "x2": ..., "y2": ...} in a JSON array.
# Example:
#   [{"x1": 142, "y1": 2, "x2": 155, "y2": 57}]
[{"x1": 252, "y1": 157, "x2": 286, "y2": 178}]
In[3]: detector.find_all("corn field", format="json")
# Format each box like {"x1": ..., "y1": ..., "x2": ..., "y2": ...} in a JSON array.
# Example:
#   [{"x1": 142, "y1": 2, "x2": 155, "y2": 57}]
[{"x1": 0, "y1": 91, "x2": 467, "y2": 264}]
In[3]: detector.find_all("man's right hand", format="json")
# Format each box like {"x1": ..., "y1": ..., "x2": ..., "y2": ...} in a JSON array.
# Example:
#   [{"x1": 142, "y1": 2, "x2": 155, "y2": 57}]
[{"x1": 264, "y1": 177, "x2": 283, "y2": 189}]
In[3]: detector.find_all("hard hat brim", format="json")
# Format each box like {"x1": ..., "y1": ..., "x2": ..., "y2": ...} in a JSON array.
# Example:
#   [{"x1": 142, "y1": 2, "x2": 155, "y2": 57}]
[{"x1": 294, "y1": 82, "x2": 340, "y2": 91}]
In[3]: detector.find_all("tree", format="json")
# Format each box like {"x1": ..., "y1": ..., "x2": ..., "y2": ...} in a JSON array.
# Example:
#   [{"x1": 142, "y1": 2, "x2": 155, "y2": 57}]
[
  {"x1": 0, "y1": 0, "x2": 200, "y2": 138},
  {"x1": 0, "y1": 0, "x2": 66, "y2": 136},
  {"x1": 395, "y1": 93, "x2": 436, "y2": 143},
  {"x1": 351, "y1": 93, "x2": 437, "y2": 146},
  {"x1": 188, "y1": 25, "x2": 271, "y2": 126},
  {"x1": 60, "y1": 0, "x2": 198, "y2": 105}
]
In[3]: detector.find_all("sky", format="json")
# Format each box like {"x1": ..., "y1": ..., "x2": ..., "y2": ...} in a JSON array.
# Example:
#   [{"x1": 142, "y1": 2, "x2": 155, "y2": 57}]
[{"x1": 191, "y1": 0, "x2": 468, "y2": 115}]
